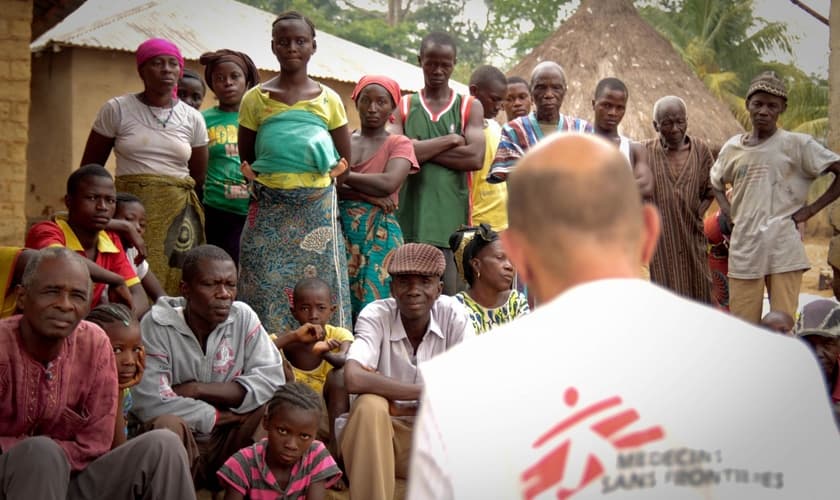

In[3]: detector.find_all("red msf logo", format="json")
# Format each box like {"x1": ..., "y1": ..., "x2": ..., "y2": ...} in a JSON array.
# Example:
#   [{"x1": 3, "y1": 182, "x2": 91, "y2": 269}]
[{"x1": 521, "y1": 387, "x2": 665, "y2": 499}]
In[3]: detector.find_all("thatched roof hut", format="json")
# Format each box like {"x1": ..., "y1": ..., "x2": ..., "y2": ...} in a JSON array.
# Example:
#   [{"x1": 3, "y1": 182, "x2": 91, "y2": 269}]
[{"x1": 507, "y1": 0, "x2": 743, "y2": 147}]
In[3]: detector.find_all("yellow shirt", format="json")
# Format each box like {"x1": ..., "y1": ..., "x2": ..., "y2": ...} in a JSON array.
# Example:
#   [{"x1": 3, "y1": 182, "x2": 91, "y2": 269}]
[
  {"x1": 290, "y1": 324, "x2": 354, "y2": 395},
  {"x1": 0, "y1": 247, "x2": 21, "y2": 318},
  {"x1": 471, "y1": 120, "x2": 508, "y2": 230}
]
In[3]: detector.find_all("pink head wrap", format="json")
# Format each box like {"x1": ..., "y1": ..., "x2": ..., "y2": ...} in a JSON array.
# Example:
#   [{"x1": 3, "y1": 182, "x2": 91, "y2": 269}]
[
  {"x1": 136, "y1": 38, "x2": 184, "y2": 72},
  {"x1": 136, "y1": 38, "x2": 184, "y2": 98},
  {"x1": 351, "y1": 75, "x2": 402, "y2": 108}
]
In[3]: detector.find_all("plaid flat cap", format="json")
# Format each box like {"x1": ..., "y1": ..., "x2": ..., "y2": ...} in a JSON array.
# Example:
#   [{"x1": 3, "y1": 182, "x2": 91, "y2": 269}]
[{"x1": 387, "y1": 243, "x2": 446, "y2": 277}]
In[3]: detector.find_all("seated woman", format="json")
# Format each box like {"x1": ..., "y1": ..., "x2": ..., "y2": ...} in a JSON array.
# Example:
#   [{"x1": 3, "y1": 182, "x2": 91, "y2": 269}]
[
  {"x1": 449, "y1": 224, "x2": 529, "y2": 334},
  {"x1": 338, "y1": 75, "x2": 418, "y2": 321}
]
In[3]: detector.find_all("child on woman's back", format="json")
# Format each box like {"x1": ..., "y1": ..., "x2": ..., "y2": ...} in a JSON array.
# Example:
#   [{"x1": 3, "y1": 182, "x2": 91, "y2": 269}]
[
  {"x1": 217, "y1": 382, "x2": 342, "y2": 499},
  {"x1": 273, "y1": 278, "x2": 353, "y2": 454},
  {"x1": 86, "y1": 303, "x2": 145, "y2": 449},
  {"x1": 114, "y1": 193, "x2": 166, "y2": 302}
]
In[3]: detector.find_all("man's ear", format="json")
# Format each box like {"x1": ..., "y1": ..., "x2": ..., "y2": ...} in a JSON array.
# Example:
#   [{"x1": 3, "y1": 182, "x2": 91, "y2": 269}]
[
  {"x1": 179, "y1": 280, "x2": 189, "y2": 300},
  {"x1": 652, "y1": 120, "x2": 659, "y2": 133},
  {"x1": 64, "y1": 194, "x2": 71, "y2": 211},
  {"x1": 14, "y1": 284, "x2": 25, "y2": 312},
  {"x1": 640, "y1": 203, "x2": 661, "y2": 267},
  {"x1": 312, "y1": 39, "x2": 317, "y2": 53}
]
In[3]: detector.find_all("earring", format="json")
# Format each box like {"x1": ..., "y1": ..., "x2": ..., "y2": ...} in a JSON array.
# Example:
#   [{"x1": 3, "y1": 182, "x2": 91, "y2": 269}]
[{"x1": 476, "y1": 271, "x2": 481, "y2": 280}]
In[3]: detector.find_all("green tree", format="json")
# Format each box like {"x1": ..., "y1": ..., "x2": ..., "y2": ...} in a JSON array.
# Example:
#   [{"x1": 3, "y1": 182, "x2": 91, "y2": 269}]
[
  {"x1": 638, "y1": 0, "x2": 829, "y2": 139},
  {"x1": 236, "y1": 0, "x2": 571, "y2": 71}
]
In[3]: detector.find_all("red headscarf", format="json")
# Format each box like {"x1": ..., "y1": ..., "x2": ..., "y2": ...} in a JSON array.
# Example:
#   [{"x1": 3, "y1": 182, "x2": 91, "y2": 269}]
[{"x1": 351, "y1": 75, "x2": 402, "y2": 108}]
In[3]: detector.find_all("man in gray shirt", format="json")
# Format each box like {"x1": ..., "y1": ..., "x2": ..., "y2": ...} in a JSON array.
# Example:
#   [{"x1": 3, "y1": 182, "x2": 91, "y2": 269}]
[{"x1": 131, "y1": 245, "x2": 285, "y2": 491}]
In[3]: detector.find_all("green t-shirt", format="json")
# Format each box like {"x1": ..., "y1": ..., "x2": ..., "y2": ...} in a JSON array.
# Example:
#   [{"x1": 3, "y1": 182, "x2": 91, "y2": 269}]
[
  {"x1": 397, "y1": 92, "x2": 470, "y2": 247},
  {"x1": 202, "y1": 107, "x2": 250, "y2": 215}
]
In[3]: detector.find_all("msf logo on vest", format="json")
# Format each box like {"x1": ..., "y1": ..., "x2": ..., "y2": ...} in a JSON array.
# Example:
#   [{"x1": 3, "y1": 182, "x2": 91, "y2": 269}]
[{"x1": 520, "y1": 387, "x2": 665, "y2": 499}]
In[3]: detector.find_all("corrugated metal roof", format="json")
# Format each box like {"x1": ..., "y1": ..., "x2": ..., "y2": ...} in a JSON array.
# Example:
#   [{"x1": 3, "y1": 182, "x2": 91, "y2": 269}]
[{"x1": 31, "y1": 0, "x2": 467, "y2": 93}]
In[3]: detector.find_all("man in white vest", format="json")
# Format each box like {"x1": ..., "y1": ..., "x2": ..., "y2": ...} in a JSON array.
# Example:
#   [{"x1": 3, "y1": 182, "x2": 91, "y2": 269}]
[{"x1": 408, "y1": 133, "x2": 840, "y2": 499}]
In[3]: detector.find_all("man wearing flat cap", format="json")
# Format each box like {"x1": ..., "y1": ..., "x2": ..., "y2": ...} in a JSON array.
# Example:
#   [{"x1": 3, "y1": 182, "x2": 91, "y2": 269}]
[
  {"x1": 341, "y1": 243, "x2": 474, "y2": 500},
  {"x1": 711, "y1": 70, "x2": 840, "y2": 324}
]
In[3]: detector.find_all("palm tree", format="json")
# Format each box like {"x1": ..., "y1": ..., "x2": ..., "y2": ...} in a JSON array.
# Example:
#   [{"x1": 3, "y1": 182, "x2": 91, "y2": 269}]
[{"x1": 638, "y1": 0, "x2": 799, "y2": 129}]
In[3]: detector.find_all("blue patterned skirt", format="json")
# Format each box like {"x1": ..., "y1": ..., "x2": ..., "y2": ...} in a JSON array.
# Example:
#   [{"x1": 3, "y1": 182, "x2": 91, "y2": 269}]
[{"x1": 238, "y1": 182, "x2": 351, "y2": 333}]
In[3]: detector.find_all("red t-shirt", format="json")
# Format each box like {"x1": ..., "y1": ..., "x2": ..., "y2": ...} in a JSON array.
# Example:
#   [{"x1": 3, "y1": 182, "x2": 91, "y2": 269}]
[{"x1": 25, "y1": 217, "x2": 140, "y2": 307}]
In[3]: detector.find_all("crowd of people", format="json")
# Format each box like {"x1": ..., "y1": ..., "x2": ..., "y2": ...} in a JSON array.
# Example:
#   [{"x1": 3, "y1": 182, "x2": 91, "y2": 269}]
[{"x1": 2, "y1": 9, "x2": 840, "y2": 500}]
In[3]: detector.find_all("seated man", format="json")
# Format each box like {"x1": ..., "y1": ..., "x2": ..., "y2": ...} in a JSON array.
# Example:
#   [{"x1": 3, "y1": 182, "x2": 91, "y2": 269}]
[
  {"x1": 0, "y1": 247, "x2": 194, "y2": 500},
  {"x1": 341, "y1": 243, "x2": 474, "y2": 500},
  {"x1": 131, "y1": 244, "x2": 285, "y2": 491},
  {"x1": 25, "y1": 164, "x2": 148, "y2": 317}
]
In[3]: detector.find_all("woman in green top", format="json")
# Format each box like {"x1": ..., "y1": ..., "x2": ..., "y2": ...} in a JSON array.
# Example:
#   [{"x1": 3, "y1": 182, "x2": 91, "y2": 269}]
[{"x1": 198, "y1": 49, "x2": 260, "y2": 265}]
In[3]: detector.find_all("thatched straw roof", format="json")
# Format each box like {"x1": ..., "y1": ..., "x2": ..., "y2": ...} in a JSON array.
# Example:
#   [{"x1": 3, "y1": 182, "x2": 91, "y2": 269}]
[{"x1": 507, "y1": 0, "x2": 743, "y2": 147}]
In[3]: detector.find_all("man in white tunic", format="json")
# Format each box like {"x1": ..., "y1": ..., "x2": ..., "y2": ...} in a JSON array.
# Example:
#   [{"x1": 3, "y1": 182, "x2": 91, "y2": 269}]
[{"x1": 407, "y1": 133, "x2": 840, "y2": 500}]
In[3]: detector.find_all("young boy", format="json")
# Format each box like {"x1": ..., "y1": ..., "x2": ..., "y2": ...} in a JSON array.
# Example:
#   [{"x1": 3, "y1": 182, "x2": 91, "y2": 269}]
[
  {"x1": 590, "y1": 77, "x2": 653, "y2": 198},
  {"x1": 469, "y1": 65, "x2": 509, "y2": 231},
  {"x1": 114, "y1": 193, "x2": 166, "y2": 302},
  {"x1": 272, "y1": 278, "x2": 353, "y2": 453},
  {"x1": 25, "y1": 164, "x2": 148, "y2": 316},
  {"x1": 388, "y1": 32, "x2": 485, "y2": 295},
  {"x1": 504, "y1": 76, "x2": 531, "y2": 121}
]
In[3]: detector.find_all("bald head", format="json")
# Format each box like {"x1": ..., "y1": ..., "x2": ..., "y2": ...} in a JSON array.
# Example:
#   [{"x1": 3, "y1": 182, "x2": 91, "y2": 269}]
[{"x1": 504, "y1": 134, "x2": 657, "y2": 298}]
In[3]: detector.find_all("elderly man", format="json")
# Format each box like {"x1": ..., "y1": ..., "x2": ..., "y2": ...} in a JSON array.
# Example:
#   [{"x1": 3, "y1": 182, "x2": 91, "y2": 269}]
[
  {"x1": 645, "y1": 95, "x2": 715, "y2": 302},
  {"x1": 711, "y1": 71, "x2": 840, "y2": 324},
  {"x1": 131, "y1": 244, "x2": 285, "y2": 491},
  {"x1": 0, "y1": 247, "x2": 194, "y2": 500},
  {"x1": 341, "y1": 243, "x2": 473, "y2": 500},
  {"x1": 489, "y1": 61, "x2": 591, "y2": 184},
  {"x1": 408, "y1": 133, "x2": 840, "y2": 499}
]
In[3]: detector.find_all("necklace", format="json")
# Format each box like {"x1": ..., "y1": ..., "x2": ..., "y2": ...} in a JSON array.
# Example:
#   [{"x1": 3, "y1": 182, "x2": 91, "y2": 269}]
[{"x1": 141, "y1": 93, "x2": 175, "y2": 128}]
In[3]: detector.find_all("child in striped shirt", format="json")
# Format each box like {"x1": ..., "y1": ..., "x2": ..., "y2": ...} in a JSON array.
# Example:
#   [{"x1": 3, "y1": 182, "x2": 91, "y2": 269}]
[{"x1": 217, "y1": 382, "x2": 342, "y2": 499}]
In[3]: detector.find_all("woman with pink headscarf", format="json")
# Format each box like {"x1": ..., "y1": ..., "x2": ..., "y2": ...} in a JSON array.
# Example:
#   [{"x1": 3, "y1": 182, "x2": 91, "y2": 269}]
[
  {"x1": 81, "y1": 38, "x2": 209, "y2": 296},
  {"x1": 338, "y1": 75, "x2": 418, "y2": 321}
]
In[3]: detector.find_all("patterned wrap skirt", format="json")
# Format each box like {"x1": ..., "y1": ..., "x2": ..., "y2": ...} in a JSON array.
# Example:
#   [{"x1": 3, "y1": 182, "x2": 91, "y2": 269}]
[
  {"x1": 339, "y1": 200, "x2": 403, "y2": 322},
  {"x1": 238, "y1": 182, "x2": 351, "y2": 333},
  {"x1": 115, "y1": 174, "x2": 205, "y2": 296}
]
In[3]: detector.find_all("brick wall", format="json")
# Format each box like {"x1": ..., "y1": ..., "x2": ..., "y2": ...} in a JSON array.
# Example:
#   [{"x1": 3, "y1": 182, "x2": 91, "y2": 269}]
[{"x1": 0, "y1": 1, "x2": 31, "y2": 245}]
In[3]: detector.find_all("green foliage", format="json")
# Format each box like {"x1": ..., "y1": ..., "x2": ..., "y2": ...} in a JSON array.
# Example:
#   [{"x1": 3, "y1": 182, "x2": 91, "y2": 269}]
[
  {"x1": 638, "y1": 0, "x2": 827, "y2": 141},
  {"x1": 236, "y1": 0, "x2": 571, "y2": 70}
]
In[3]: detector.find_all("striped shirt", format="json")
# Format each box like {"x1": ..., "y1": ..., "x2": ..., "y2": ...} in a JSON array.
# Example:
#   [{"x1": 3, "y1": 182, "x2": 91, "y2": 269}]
[
  {"x1": 488, "y1": 111, "x2": 592, "y2": 183},
  {"x1": 217, "y1": 438, "x2": 341, "y2": 499}
]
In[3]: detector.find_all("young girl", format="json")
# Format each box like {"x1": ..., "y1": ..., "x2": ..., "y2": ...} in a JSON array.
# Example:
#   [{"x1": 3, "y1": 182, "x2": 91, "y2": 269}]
[
  {"x1": 178, "y1": 68, "x2": 206, "y2": 110},
  {"x1": 86, "y1": 303, "x2": 145, "y2": 449},
  {"x1": 198, "y1": 49, "x2": 260, "y2": 265},
  {"x1": 237, "y1": 11, "x2": 352, "y2": 336},
  {"x1": 338, "y1": 75, "x2": 418, "y2": 321},
  {"x1": 450, "y1": 224, "x2": 529, "y2": 334},
  {"x1": 217, "y1": 382, "x2": 342, "y2": 499},
  {"x1": 114, "y1": 193, "x2": 166, "y2": 302}
]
